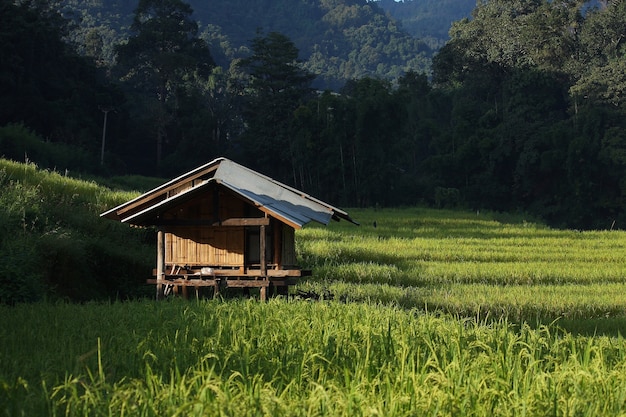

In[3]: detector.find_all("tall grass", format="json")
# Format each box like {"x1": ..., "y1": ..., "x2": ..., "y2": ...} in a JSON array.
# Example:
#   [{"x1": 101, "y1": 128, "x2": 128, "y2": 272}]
[{"x1": 3, "y1": 299, "x2": 626, "y2": 416}]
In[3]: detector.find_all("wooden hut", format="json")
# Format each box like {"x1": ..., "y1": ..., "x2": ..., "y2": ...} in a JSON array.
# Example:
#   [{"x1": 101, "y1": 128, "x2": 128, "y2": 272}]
[{"x1": 101, "y1": 158, "x2": 357, "y2": 300}]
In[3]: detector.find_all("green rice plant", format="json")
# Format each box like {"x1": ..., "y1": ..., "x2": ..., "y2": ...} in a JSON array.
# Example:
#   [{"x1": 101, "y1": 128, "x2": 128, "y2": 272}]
[
  {"x1": 296, "y1": 207, "x2": 626, "y2": 325},
  {"x1": 4, "y1": 300, "x2": 626, "y2": 416},
  {"x1": 298, "y1": 280, "x2": 626, "y2": 324},
  {"x1": 4, "y1": 166, "x2": 626, "y2": 414},
  {"x1": 0, "y1": 158, "x2": 139, "y2": 213}
]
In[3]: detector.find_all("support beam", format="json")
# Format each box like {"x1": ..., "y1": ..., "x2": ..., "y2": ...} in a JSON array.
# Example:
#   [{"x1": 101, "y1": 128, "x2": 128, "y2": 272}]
[
  {"x1": 273, "y1": 220, "x2": 282, "y2": 266},
  {"x1": 260, "y1": 221, "x2": 267, "y2": 301},
  {"x1": 154, "y1": 217, "x2": 271, "y2": 227},
  {"x1": 218, "y1": 218, "x2": 270, "y2": 227},
  {"x1": 260, "y1": 224, "x2": 267, "y2": 277},
  {"x1": 156, "y1": 228, "x2": 165, "y2": 300}
]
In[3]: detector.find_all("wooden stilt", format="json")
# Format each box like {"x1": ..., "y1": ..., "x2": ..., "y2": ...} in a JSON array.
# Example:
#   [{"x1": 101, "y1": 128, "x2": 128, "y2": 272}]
[
  {"x1": 260, "y1": 222, "x2": 267, "y2": 301},
  {"x1": 214, "y1": 280, "x2": 220, "y2": 299},
  {"x1": 181, "y1": 284, "x2": 188, "y2": 299},
  {"x1": 156, "y1": 229, "x2": 165, "y2": 300}
]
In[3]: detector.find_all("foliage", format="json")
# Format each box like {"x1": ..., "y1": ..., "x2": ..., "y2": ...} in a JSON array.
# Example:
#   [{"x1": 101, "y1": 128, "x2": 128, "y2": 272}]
[
  {"x1": 237, "y1": 31, "x2": 316, "y2": 183},
  {"x1": 375, "y1": 0, "x2": 475, "y2": 49},
  {"x1": 58, "y1": 0, "x2": 437, "y2": 90},
  {"x1": 3, "y1": 0, "x2": 626, "y2": 229},
  {"x1": 0, "y1": 0, "x2": 118, "y2": 152},
  {"x1": 114, "y1": 0, "x2": 215, "y2": 170},
  {"x1": 426, "y1": 0, "x2": 626, "y2": 228},
  {"x1": 571, "y1": 0, "x2": 626, "y2": 106},
  {"x1": 0, "y1": 123, "x2": 99, "y2": 174}
]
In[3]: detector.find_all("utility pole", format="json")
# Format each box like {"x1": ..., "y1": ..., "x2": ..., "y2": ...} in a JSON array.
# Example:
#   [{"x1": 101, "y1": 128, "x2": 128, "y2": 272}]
[{"x1": 99, "y1": 106, "x2": 113, "y2": 166}]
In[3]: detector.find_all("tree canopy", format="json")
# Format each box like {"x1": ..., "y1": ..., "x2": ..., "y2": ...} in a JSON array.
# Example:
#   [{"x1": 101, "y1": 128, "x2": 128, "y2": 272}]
[
  {"x1": 0, "y1": 0, "x2": 113, "y2": 154},
  {"x1": 237, "y1": 31, "x2": 316, "y2": 183},
  {"x1": 115, "y1": 0, "x2": 214, "y2": 169}
]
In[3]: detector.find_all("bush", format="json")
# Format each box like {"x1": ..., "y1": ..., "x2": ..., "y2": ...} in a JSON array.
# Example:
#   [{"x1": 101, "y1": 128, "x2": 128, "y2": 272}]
[
  {"x1": 0, "y1": 123, "x2": 97, "y2": 174},
  {"x1": 0, "y1": 238, "x2": 46, "y2": 304}
]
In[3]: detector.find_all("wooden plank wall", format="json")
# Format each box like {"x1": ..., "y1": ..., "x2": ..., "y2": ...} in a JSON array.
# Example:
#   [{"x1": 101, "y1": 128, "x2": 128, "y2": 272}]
[
  {"x1": 281, "y1": 225, "x2": 296, "y2": 266},
  {"x1": 162, "y1": 186, "x2": 299, "y2": 270},
  {"x1": 166, "y1": 227, "x2": 244, "y2": 266}
]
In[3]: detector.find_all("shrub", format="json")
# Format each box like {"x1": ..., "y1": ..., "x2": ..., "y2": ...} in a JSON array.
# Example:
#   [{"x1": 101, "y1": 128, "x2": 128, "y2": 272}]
[
  {"x1": 0, "y1": 123, "x2": 97, "y2": 173},
  {"x1": 0, "y1": 238, "x2": 46, "y2": 304}
]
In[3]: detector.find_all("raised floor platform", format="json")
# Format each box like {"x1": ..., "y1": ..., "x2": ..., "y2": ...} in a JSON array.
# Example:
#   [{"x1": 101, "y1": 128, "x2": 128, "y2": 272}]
[{"x1": 149, "y1": 267, "x2": 311, "y2": 300}]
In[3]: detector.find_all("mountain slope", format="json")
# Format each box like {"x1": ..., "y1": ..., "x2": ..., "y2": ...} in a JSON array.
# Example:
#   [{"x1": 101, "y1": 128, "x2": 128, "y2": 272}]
[
  {"x1": 63, "y1": 0, "x2": 471, "y2": 89},
  {"x1": 374, "y1": 0, "x2": 475, "y2": 49}
]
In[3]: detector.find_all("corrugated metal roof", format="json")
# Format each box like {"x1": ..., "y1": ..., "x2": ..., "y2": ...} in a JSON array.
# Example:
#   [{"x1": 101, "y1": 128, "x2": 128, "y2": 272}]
[{"x1": 101, "y1": 158, "x2": 358, "y2": 229}]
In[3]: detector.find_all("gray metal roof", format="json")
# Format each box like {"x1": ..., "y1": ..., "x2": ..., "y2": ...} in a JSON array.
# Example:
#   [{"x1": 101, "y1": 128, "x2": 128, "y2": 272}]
[{"x1": 101, "y1": 157, "x2": 358, "y2": 229}]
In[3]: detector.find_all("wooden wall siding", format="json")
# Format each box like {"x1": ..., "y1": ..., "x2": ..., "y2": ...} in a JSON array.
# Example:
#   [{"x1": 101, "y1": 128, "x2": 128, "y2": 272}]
[
  {"x1": 166, "y1": 227, "x2": 244, "y2": 266},
  {"x1": 165, "y1": 188, "x2": 257, "y2": 222},
  {"x1": 162, "y1": 190, "x2": 257, "y2": 267},
  {"x1": 281, "y1": 225, "x2": 296, "y2": 266},
  {"x1": 160, "y1": 186, "x2": 298, "y2": 269},
  {"x1": 219, "y1": 191, "x2": 249, "y2": 220}
]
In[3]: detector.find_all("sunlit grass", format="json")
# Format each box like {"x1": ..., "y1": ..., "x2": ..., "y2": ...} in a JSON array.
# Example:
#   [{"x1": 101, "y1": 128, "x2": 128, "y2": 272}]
[
  {"x1": 0, "y1": 159, "x2": 151, "y2": 303},
  {"x1": 3, "y1": 300, "x2": 626, "y2": 416},
  {"x1": 296, "y1": 207, "x2": 626, "y2": 322},
  {"x1": 0, "y1": 158, "x2": 139, "y2": 211},
  {"x1": 4, "y1": 163, "x2": 626, "y2": 415}
]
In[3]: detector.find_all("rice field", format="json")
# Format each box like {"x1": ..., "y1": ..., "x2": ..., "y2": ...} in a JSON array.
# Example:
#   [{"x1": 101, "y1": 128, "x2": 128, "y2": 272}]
[
  {"x1": 3, "y1": 300, "x2": 626, "y2": 416},
  {"x1": 296, "y1": 207, "x2": 626, "y2": 326},
  {"x1": 3, "y1": 206, "x2": 626, "y2": 415}
]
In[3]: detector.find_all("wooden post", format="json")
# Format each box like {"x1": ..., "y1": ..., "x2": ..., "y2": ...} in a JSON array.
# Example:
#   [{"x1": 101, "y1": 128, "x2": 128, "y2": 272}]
[
  {"x1": 260, "y1": 222, "x2": 267, "y2": 301},
  {"x1": 181, "y1": 284, "x2": 188, "y2": 300},
  {"x1": 214, "y1": 280, "x2": 220, "y2": 299},
  {"x1": 273, "y1": 220, "x2": 282, "y2": 266},
  {"x1": 156, "y1": 228, "x2": 165, "y2": 300}
]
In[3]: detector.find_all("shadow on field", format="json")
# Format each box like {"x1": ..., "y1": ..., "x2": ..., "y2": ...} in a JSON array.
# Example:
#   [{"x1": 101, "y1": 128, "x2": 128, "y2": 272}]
[{"x1": 539, "y1": 317, "x2": 626, "y2": 338}]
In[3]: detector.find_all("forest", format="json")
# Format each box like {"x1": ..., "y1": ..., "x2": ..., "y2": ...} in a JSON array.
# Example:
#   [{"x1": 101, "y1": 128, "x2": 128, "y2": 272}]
[
  {"x1": 376, "y1": 0, "x2": 475, "y2": 48},
  {"x1": 1, "y1": 0, "x2": 625, "y2": 229}
]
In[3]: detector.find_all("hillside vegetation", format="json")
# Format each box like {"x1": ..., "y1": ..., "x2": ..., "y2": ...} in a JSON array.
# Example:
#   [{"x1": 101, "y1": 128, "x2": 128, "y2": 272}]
[
  {"x1": 2, "y1": 1, "x2": 625, "y2": 228},
  {"x1": 62, "y1": 0, "x2": 439, "y2": 90},
  {"x1": 3, "y1": 159, "x2": 626, "y2": 333},
  {"x1": 376, "y1": 0, "x2": 474, "y2": 48},
  {"x1": 0, "y1": 158, "x2": 153, "y2": 303}
]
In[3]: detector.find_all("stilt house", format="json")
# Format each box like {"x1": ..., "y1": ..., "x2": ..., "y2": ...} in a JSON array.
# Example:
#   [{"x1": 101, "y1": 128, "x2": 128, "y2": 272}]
[{"x1": 101, "y1": 158, "x2": 357, "y2": 300}]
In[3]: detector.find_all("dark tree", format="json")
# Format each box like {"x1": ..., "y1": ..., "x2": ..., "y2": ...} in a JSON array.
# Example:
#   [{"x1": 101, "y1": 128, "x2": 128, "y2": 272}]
[
  {"x1": 115, "y1": 0, "x2": 214, "y2": 168},
  {"x1": 237, "y1": 31, "x2": 315, "y2": 184},
  {"x1": 0, "y1": 0, "x2": 115, "y2": 161}
]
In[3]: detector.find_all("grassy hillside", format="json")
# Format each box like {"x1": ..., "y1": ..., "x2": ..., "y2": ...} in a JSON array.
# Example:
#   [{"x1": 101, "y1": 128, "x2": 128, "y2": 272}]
[
  {"x1": 0, "y1": 158, "x2": 154, "y2": 303},
  {"x1": 3, "y1": 158, "x2": 626, "y2": 331}
]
